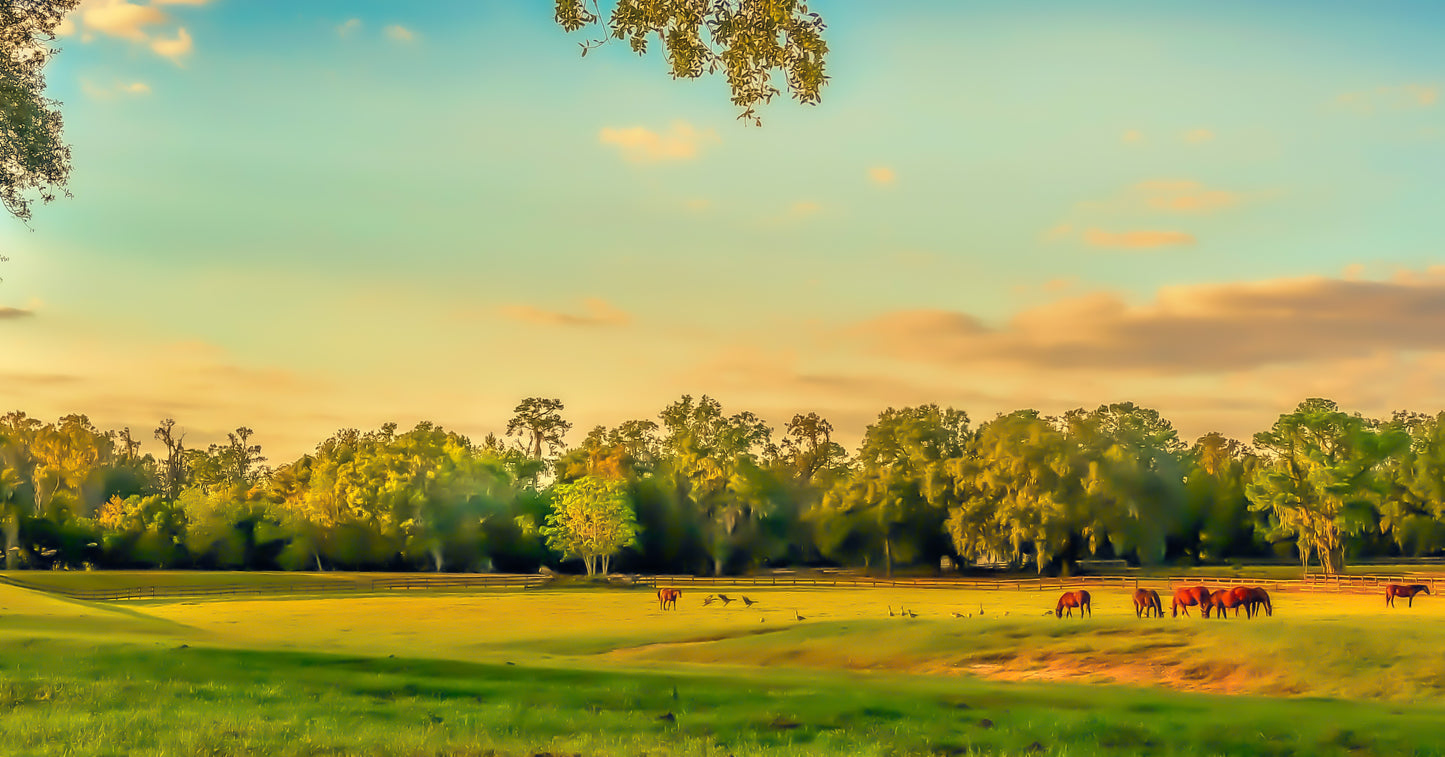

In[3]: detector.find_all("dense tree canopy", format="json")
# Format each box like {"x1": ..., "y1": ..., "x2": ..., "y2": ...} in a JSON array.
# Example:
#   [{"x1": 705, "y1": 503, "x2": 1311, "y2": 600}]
[{"x1": 3, "y1": 395, "x2": 1445, "y2": 576}]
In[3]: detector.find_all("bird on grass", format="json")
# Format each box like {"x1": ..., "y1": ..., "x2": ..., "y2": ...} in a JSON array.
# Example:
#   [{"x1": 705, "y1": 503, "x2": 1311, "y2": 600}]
[
  {"x1": 741, "y1": 596, "x2": 757, "y2": 608},
  {"x1": 952, "y1": 611, "x2": 966, "y2": 619},
  {"x1": 905, "y1": 609, "x2": 918, "y2": 619},
  {"x1": 888, "y1": 606, "x2": 896, "y2": 617},
  {"x1": 794, "y1": 610, "x2": 806, "y2": 621},
  {"x1": 701, "y1": 595, "x2": 717, "y2": 606},
  {"x1": 717, "y1": 594, "x2": 735, "y2": 606}
]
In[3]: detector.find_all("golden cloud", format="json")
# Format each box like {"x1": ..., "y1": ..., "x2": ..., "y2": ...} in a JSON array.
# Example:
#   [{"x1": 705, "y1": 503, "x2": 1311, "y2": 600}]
[
  {"x1": 499, "y1": 298, "x2": 631, "y2": 328},
  {"x1": 337, "y1": 18, "x2": 361, "y2": 37},
  {"x1": 1335, "y1": 84, "x2": 1440, "y2": 113},
  {"x1": 1183, "y1": 129, "x2": 1215, "y2": 143},
  {"x1": 1083, "y1": 228, "x2": 1196, "y2": 249},
  {"x1": 853, "y1": 269, "x2": 1445, "y2": 374},
  {"x1": 67, "y1": 0, "x2": 204, "y2": 62},
  {"x1": 868, "y1": 166, "x2": 897, "y2": 186},
  {"x1": 385, "y1": 24, "x2": 417, "y2": 42},
  {"x1": 149, "y1": 26, "x2": 191, "y2": 62},
  {"x1": 1136, "y1": 180, "x2": 1240, "y2": 213},
  {"x1": 598, "y1": 122, "x2": 718, "y2": 163},
  {"x1": 80, "y1": 0, "x2": 166, "y2": 41},
  {"x1": 789, "y1": 200, "x2": 823, "y2": 218},
  {"x1": 80, "y1": 79, "x2": 152, "y2": 99}
]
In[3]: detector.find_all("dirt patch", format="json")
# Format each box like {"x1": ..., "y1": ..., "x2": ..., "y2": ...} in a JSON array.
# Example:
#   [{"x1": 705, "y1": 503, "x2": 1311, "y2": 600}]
[{"x1": 965, "y1": 652, "x2": 1283, "y2": 696}]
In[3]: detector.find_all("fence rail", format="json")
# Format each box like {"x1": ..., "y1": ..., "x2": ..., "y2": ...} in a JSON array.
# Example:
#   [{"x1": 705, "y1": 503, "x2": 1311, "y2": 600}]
[
  {"x1": 0, "y1": 570, "x2": 1435, "y2": 602},
  {"x1": 639, "y1": 572, "x2": 1439, "y2": 595},
  {"x1": 0, "y1": 573, "x2": 548, "y2": 601}
]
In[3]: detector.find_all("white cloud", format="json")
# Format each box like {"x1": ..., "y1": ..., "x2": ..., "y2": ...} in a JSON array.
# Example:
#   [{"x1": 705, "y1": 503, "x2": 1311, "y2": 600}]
[
  {"x1": 337, "y1": 18, "x2": 361, "y2": 37},
  {"x1": 598, "y1": 122, "x2": 719, "y2": 163}
]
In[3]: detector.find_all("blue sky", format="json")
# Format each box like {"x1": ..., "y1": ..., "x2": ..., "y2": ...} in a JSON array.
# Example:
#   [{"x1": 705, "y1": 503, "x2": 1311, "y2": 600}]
[{"x1": 3, "y1": 0, "x2": 1444, "y2": 458}]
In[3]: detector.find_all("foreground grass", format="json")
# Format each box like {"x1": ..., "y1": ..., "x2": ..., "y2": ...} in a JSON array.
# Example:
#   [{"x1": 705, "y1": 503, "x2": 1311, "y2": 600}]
[
  {"x1": 4, "y1": 637, "x2": 1445, "y2": 757},
  {"x1": 4, "y1": 577, "x2": 1445, "y2": 755}
]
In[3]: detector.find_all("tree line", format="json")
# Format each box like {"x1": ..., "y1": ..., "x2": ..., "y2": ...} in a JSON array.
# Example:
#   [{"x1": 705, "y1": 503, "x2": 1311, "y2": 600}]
[{"x1": 2, "y1": 396, "x2": 1443, "y2": 576}]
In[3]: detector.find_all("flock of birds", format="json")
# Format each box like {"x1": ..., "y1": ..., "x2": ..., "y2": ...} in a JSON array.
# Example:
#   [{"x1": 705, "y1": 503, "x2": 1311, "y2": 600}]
[{"x1": 694, "y1": 593, "x2": 1010, "y2": 623}]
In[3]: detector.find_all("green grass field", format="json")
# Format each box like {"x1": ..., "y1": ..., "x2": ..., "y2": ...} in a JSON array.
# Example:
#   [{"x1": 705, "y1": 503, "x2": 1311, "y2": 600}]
[{"x1": 2, "y1": 574, "x2": 1443, "y2": 756}]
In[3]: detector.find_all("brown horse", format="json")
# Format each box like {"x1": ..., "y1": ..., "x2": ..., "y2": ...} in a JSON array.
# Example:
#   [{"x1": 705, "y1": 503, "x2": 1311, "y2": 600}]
[
  {"x1": 1132, "y1": 588, "x2": 1163, "y2": 618},
  {"x1": 1055, "y1": 590, "x2": 1091, "y2": 618},
  {"x1": 1226, "y1": 586, "x2": 1261, "y2": 618},
  {"x1": 1237, "y1": 586, "x2": 1272, "y2": 617},
  {"x1": 1385, "y1": 583, "x2": 1431, "y2": 608},
  {"x1": 1207, "y1": 589, "x2": 1246, "y2": 620},
  {"x1": 657, "y1": 587, "x2": 682, "y2": 611},
  {"x1": 1171, "y1": 586, "x2": 1211, "y2": 617}
]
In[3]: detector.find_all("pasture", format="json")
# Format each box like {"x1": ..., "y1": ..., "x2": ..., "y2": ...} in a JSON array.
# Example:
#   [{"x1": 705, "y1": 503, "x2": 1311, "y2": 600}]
[{"x1": 2, "y1": 574, "x2": 1444, "y2": 756}]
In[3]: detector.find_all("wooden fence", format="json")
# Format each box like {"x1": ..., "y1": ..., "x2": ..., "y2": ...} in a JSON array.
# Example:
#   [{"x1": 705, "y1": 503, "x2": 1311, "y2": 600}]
[
  {"x1": 639, "y1": 572, "x2": 1439, "y2": 595},
  {"x1": 0, "y1": 570, "x2": 1435, "y2": 602},
  {"x1": 0, "y1": 573, "x2": 548, "y2": 601}
]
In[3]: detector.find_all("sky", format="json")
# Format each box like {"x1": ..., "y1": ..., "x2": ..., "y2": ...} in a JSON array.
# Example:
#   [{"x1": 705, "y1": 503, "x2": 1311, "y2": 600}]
[{"x1": 3, "y1": 0, "x2": 1445, "y2": 461}]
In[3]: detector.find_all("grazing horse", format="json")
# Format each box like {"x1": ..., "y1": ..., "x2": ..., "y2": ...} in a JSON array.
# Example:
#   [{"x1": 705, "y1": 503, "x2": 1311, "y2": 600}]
[
  {"x1": 1227, "y1": 586, "x2": 1257, "y2": 618},
  {"x1": 1055, "y1": 590, "x2": 1091, "y2": 619},
  {"x1": 1133, "y1": 588, "x2": 1163, "y2": 618},
  {"x1": 1207, "y1": 589, "x2": 1245, "y2": 620},
  {"x1": 1243, "y1": 587, "x2": 1273, "y2": 617},
  {"x1": 1385, "y1": 584, "x2": 1431, "y2": 608},
  {"x1": 657, "y1": 587, "x2": 682, "y2": 611},
  {"x1": 1171, "y1": 586, "x2": 1212, "y2": 618}
]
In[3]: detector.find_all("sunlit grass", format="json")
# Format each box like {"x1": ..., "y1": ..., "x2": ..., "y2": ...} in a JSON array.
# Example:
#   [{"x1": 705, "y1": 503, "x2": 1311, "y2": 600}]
[{"x1": 3, "y1": 577, "x2": 1445, "y2": 755}]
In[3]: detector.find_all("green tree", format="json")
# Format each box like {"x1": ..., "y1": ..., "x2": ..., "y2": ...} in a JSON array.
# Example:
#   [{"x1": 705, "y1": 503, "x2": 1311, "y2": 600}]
[
  {"x1": 824, "y1": 405, "x2": 968, "y2": 577},
  {"x1": 656, "y1": 395, "x2": 776, "y2": 575},
  {"x1": 0, "y1": 411, "x2": 40, "y2": 568},
  {"x1": 945, "y1": 410, "x2": 1078, "y2": 573},
  {"x1": 780, "y1": 412, "x2": 849, "y2": 485},
  {"x1": 554, "y1": 0, "x2": 828, "y2": 123},
  {"x1": 96, "y1": 494, "x2": 187, "y2": 568},
  {"x1": 506, "y1": 397, "x2": 572, "y2": 477},
  {"x1": 1063, "y1": 403, "x2": 1187, "y2": 565},
  {"x1": 154, "y1": 419, "x2": 188, "y2": 500},
  {"x1": 0, "y1": 1, "x2": 79, "y2": 222},
  {"x1": 1248, "y1": 399, "x2": 1407, "y2": 575},
  {"x1": 1183, "y1": 432, "x2": 1262, "y2": 561},
  {"x1": 1377, "y1": 412, "x2": 1445, "y2": 556},
  {"x1": 541, "y1": 475, "x2": 638, "y2": 576}
]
